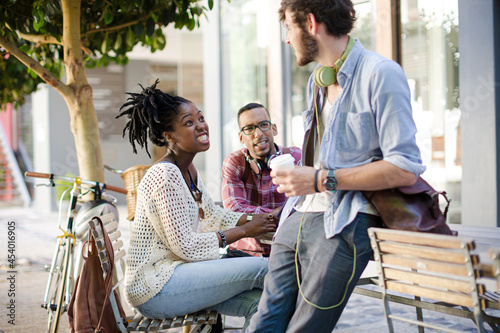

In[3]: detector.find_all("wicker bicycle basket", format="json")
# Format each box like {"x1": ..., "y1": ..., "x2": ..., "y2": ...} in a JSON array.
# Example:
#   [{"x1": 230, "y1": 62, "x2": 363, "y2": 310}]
[{"x1": 121, "y1": 165, "x2": 151, "y2": 221}]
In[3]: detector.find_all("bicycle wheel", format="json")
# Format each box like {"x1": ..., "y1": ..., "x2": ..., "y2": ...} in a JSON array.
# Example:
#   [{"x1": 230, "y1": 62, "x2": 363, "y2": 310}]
[{"x1": 47, "y1": 237, "x2": 72, "y2": 333}]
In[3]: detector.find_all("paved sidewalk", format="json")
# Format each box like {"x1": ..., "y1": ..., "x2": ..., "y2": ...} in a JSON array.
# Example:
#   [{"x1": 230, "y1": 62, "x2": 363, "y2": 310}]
[{"x1": 0, "y1": 205, "x2": 497, "y2": 332}]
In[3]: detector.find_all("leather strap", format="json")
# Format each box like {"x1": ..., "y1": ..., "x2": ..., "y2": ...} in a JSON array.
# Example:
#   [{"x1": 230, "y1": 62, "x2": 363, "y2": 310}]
[{"x1": 303, "y1": 87, "x2": 322, "y2": 167}]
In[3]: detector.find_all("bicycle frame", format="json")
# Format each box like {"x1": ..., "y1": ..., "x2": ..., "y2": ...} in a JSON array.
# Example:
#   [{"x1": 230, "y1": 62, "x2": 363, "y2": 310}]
[{"x1": 42, "y1": 180, "x2": 79, "y2": 310}]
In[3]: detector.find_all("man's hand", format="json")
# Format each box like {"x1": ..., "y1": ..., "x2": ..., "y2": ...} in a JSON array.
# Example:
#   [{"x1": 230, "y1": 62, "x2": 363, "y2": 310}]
[{"x1": 270, "y1": 166, "x2": 317, "y2": 197}]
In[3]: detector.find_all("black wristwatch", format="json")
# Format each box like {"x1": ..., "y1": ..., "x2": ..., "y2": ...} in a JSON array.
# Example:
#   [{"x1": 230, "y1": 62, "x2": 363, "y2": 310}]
[{"x1": 323, "y1": 170, "x2": 337, "y2": 192}]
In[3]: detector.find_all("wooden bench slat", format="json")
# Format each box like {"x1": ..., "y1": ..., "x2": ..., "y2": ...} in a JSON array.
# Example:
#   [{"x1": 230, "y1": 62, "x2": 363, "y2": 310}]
[
  {"x1": 159, "y1": 318, "x2": 173, "y2": 329},
  {"x1": 100, "y1": 212, "x2": 116, "y2": 225},
  {"x1": 115, "y1": 249, "x2": 126, "y2": 262},
  {"x1": 385, "y1": 280, "x2": 478, "y2": 308},
  {"x1": 108, "y1": 230, "x2": 121, "y2": 242},
  {"x1": 113, "y1": 239, "x2": 124, "y2": 252},
  {"x1": 490, "y1": 248, "x2": 500, "y2": 290},
  {"x1": 383, "y1": 267, "x2": 478, "y2": 293},
  {"x1": 481, "y1": 290, "x2": 499, "y2": 304},
  {"x1": 127, "y1": 312, "x2": 144, "y2": 330},
  {"x1": 105, "y1": 221, "x2": 119, "y2": 233},
  {"x1": 172, "y1": 316, "x2": 184, "y2": 327},
  {"x1": 380, "y1": 253, "x2": 470, "y2": 276},
  {"x1": 378, "y1": 242, "x2": 471, "y2": 264},
  {"x1": 92, "y1": 221, "x2": 118, "y2": 244},
  {"x1": 194, "y1": 310, "x2": 207, "y2": 325},
  {"x1": 148, "y1": 319, "x2": 162, "y2": 330},
  {"x1": 369, "y1": 228, "x2": 475, "y2": 250},
  {"x1": 184, "y1": 313, "x2": 195, "y2": 325},
  {"x1": 208, "y1": 311, "x2": 218, "y2": 324},
  {"x1": 98, "y1": 249, "x2": 108, "y2": 261},
  {"x1": 138, "y1": 317, "x2": 152, "y2": 331},
  {"x1": 92, "y1": 228, "x2": 104, "y2": 243}
]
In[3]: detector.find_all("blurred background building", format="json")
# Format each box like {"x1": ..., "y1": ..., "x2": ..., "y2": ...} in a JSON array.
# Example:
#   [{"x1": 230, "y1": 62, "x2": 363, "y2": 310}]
[{"x1": 1, "y1": 0, "x2": 498, "y2": 227}]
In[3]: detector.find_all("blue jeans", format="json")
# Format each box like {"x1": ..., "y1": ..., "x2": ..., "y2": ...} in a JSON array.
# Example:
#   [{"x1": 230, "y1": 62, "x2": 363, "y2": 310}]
[
  {"x1": 247, "y1": 212, "x2": 382, "y2": 333},
  {"x1": 136, "y1": 256, "x2": 268, "y2": 331}
]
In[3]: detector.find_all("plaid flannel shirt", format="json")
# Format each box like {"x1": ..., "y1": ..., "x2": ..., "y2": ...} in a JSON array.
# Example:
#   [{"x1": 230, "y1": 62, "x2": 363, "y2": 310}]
[{"x1": 222, "y1": 146, "x2": 302, "y2": 256}]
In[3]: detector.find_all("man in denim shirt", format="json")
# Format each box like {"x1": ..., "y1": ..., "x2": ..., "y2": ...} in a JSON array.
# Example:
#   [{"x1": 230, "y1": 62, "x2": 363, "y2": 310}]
[{"x1": 248, "y1": 1, "x2": 426, "y2": 332}]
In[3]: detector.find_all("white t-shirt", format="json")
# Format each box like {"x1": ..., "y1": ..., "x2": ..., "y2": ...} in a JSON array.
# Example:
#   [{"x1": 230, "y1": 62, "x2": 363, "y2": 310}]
[{"x1": 295, "y1": 98, "x2": 333, "y2": 212}]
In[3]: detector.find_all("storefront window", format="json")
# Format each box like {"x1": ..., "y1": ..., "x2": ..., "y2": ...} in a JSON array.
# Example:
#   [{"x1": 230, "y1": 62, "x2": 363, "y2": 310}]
[
  {"x1": 220, "y1": 0, "x2": 270, "y2": 158},
  {"x1": 400, "y1": 0, "x2": 460, "y2": 222}
]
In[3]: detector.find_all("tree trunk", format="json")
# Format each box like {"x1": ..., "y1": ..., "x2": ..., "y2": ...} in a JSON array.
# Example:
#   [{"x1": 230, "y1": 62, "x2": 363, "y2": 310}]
[{"x1": 61, "y1": 0, "x2": 104, "y2": 184}]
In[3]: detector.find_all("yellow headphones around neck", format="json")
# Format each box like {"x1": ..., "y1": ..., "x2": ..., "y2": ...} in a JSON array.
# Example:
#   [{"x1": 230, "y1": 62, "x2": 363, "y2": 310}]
[{"x1": 312, "y1": 36, "x2": 355, "y2": 87}]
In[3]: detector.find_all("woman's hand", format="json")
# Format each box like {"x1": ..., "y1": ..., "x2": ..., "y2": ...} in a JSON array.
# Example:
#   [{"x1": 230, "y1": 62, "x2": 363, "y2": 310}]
[
  {"x1": 242, "y1": 213, "x2": 278, "y2": 237},
  {"x1": 221, "y1": 213, "x2": 278, "y2": 247}
]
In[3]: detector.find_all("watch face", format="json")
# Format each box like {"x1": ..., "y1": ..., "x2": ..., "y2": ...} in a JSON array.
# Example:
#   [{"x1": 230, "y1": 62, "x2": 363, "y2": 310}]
[
  {"x1": 325, "y1": 178, "x2": 337, "y2": 191},
  {"x1": 324, "y1": 170, "x2": 337, "y2": 191}
]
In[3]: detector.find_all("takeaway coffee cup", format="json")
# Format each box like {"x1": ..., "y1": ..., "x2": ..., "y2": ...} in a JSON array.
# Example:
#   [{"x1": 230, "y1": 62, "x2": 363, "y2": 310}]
[{"x1": 269, "y1": 154, "x2": 295, "y2": 170}]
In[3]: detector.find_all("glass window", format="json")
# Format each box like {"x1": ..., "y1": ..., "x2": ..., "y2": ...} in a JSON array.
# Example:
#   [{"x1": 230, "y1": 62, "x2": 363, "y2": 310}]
[
  {"x1": 400, "y1": 0, "x2": 460, "y2": 222},
  {"x1": 220, "y1": 0, "x2": 270, "y2": 158}
]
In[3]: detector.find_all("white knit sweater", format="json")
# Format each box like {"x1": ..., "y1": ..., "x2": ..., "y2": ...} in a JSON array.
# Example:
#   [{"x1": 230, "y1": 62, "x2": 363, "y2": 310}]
[{"x1": 124, "y1": 162, "x2": 243, "y2": 307}]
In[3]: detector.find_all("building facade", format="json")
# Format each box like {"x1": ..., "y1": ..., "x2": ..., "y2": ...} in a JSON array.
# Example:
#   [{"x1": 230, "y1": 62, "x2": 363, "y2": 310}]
[{"x1": 23, "y1": 0, "x2": 499, "y2": 226}]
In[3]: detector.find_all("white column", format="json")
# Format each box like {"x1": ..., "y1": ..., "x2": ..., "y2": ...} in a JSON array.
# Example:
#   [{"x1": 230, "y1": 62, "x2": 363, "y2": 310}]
[{"x1": 202, "y1": 0, "x2": 223, "y2": 202}]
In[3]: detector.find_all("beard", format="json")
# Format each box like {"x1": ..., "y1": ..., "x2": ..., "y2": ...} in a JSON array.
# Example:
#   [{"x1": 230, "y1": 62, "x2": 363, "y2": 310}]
[
  {"x1": 296, "y1": 28, "x2": 319, "y2": 66},
  {"x1": 252, "y1": 142, "x2": 273, "y2": 159}
]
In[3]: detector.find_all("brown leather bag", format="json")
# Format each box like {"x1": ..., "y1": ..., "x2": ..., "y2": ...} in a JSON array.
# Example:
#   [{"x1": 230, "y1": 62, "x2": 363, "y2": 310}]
[
  {"x1": 362, "y1": 177, "x2": 455, "y2": 235},
  {"x1": 68, "y1": 217, "x2": 127, "y2": 333}
]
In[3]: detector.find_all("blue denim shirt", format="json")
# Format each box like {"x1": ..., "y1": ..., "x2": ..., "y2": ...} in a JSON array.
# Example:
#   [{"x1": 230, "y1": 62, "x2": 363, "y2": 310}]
[{"x1": 280, "y1": 40, "x2": 426, "y2": 239}]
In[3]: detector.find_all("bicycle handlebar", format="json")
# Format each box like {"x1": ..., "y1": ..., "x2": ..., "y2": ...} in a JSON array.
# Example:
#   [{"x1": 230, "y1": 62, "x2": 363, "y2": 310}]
[{"x1": 25, "y1": 171, "x2": 127, "y2": 195}]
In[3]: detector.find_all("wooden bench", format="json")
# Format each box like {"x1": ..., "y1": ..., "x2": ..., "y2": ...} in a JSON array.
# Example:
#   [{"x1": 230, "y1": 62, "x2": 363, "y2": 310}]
[
  {"x1": 490, "y1": 248, "x2": 500, "y2": 304},
  {"x1": 88, "y1": 213, "x2": 219, "y2": 333},
  {"x1": 357, "y1": 227, "x2": 500, "y2": 333}
]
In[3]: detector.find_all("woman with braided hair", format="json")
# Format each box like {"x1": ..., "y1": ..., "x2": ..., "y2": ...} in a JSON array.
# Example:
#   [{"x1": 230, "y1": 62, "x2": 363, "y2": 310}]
[{"x1": 118, "y1": 80, "x2": 277, "y2": 331}]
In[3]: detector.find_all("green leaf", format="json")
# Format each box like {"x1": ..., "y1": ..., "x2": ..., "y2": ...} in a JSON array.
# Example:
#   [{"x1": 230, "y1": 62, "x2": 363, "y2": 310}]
[
  {"x1": 28, "y1": 68, "x2": 38, "y2": 79},
  {"x1": 32, "y1": 8, "x2": 41, "y2": 24},
  {"x1": 156, "y1": 34, "x2": 166, "y2": 49},
  {"x1": 125, "y1": 28, "x2": 135, "y2": 48},
  {"x1": 186, "y1": 18, "x2": 195, "y2": 31},
  {"x1": 105, "y1": 13, "x2": 114, "y2": 25},
  {"x1": 146, "y1": 17, "x2": 155, "y2": 37},
  {"x1": 135, "y1": 22, "x2": 145, "y2": 36},
  {"x1": 101, "y1": 32, "x2": 109, "y2": 53},
  {"x1": 114, "y1": 33, "x2": 123, "y2": 50},
  {"x1": 208, "y1": 0, "x2": 214, "y2": 10}
]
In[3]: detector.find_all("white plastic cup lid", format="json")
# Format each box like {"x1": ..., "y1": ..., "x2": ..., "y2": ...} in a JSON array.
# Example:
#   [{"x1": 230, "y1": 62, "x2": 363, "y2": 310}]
[{"x1": 269, "y1": 154, "x2": 295, "y2": 170}]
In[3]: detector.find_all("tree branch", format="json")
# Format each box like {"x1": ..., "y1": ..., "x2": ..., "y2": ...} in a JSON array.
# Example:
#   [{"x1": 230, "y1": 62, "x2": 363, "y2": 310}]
[
  {"x1": 85, "y1": 18, "x2": 141, "y2": 35},
  {"x1": 18, "y1": 31, "x2": 92, "y2": 56},
  {"x1": 18, "y1": 32, "x2": 62, "y2": 45},
  {"x1": 84, "y1": 8, "x2": 164, "y2": 35},
  {"x1": 0, "y1": 34, "x2": 70, "y2": 96}
]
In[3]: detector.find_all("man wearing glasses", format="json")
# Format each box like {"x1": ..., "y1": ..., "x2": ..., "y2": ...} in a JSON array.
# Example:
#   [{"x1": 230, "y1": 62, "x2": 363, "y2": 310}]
[{"x1": 221, "y1": 103, "x2": 301, "y2": 257}]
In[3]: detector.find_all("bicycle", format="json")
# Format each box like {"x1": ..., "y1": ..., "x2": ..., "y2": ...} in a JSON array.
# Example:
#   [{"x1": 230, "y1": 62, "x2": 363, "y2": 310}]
[{"x1": 24, "y1": 171, "x2": 126, "y2": 333}]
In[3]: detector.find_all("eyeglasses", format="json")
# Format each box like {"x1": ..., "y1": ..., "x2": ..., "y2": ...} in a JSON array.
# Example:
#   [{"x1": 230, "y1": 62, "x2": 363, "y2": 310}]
[{"x1": 240, "y1": 121, "x2": 272, "y2": 135}]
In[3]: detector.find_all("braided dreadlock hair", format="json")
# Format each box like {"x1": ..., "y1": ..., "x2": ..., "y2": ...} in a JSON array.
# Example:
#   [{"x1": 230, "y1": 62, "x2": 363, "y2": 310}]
[{"x1": 117, "y1": 79, "x2": 191, "y2": 158}]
